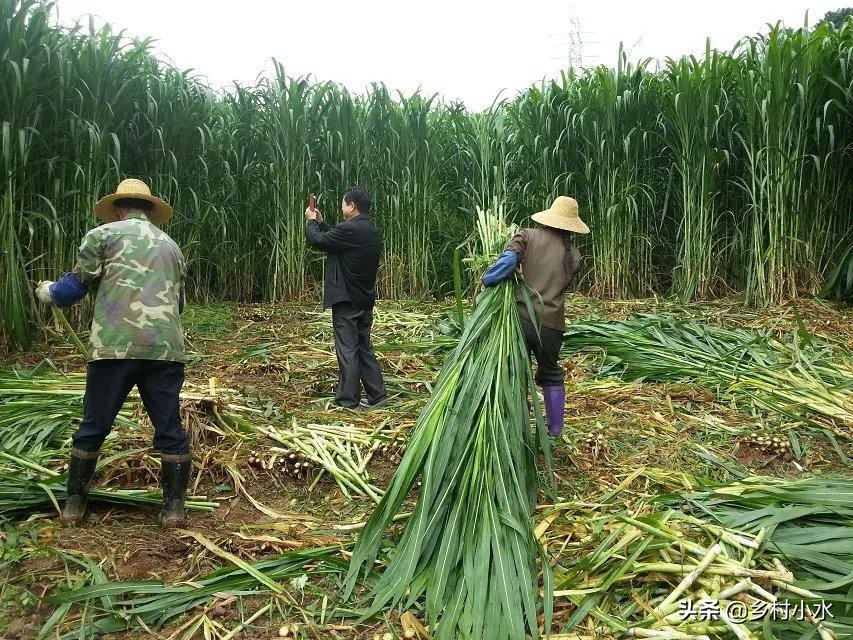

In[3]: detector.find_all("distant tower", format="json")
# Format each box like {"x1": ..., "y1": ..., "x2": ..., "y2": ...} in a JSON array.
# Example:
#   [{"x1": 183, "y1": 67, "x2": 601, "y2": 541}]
[
  {"x1": 566, "y1": 3, "x2": 584, "y2": 68},
  {"x1": 549, "y1": 3, "x2": 599, "y2": 72}
]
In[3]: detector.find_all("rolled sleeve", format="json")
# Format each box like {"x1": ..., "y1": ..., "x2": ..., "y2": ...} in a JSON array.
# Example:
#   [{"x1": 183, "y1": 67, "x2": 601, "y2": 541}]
[{"x1": 482, "y1": 250, "x2": 519, "y2": 286}]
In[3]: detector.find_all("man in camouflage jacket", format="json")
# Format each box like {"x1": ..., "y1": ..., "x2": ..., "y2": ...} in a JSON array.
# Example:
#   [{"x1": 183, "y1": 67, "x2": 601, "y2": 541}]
[{"x1": 35, "y1": 179, "x2": 192, "y2": 528}]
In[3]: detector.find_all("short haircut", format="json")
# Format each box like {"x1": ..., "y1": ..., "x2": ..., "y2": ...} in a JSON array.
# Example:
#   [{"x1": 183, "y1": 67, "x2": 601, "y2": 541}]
[
  {"x1": 114, "y1": 198, "x2": 155, "y2": 212},
  {"x1": 343, "y1": 186, "x2": 372, "y2": 215}
]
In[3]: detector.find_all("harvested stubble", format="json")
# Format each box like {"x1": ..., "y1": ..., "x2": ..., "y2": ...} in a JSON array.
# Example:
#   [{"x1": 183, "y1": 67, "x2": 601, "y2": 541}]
[
  {"x1": 0, "y1": 370, "x2": 265, "y2": 516},
  {"x1": 227, "y1": 302, "x2": 454, "y2": 400},
  {"x1": 1, "y1": 365, "x2": 411, "y2": 518},
  {"x1": 0, "y1": 451, "x2": 217, "y2": 517}
]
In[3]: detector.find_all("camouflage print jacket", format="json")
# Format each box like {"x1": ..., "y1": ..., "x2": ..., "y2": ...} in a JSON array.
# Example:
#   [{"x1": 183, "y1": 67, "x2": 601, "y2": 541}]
[{"x1": 71, "y1": 211, "x2": 187, "y2": 363}]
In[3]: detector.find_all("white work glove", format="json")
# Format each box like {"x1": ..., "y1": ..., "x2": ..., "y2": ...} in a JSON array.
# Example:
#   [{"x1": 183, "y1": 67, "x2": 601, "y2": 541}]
[{"x1": 36, "y1": 280, "x2": 54, "y2": 304}]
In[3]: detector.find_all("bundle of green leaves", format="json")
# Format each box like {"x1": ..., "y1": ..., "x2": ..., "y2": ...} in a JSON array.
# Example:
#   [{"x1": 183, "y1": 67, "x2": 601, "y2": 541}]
[{"x1": 344, "y1": 207, "x2": 554, "y2": 640}]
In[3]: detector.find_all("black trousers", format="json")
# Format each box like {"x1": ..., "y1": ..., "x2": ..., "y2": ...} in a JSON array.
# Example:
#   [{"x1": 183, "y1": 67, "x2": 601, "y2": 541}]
[
  {"x1": 72, "y1": 359, "x2": 190, "y2": 455},
  {"x1": 520, "y1": 316, "x2": 565, "y2": 386},
  {"x1": 332, "y1": 302, "x2": 387, "y2": 407}
]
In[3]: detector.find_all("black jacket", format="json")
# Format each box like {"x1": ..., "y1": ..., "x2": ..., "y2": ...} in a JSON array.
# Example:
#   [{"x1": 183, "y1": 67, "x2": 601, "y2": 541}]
[{"x1": 305, "y1": 214, "x2": 382, "y2": 309}]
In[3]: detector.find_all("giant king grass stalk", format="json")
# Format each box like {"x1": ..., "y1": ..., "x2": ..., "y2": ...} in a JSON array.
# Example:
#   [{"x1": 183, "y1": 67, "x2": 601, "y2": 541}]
[{"x1": 664, "y1": 474, "x2": 853, "y2": 638}]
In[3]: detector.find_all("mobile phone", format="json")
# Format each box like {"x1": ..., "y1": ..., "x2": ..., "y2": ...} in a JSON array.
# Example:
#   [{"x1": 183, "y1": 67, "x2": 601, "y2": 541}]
[{"x1": 308, "y1": 194, "x2": 317, "y2": 211}]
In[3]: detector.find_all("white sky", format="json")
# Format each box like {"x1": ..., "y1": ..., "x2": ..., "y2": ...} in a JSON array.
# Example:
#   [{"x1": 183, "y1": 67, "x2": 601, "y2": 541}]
[{"x1": 53, "y1": 0, "x2": 842, "y2": 110}]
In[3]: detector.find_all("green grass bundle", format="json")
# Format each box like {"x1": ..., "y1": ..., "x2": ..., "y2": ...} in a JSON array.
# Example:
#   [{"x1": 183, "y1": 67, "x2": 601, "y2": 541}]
[
  {"x1": 344, "y1": 208, "x2": 554, "y2": 640},
  {"x1": 565, "y1": 314, "x2": 853, "y2": 429},
  {"x1": 0, "y1": 367, "x2": 136, "y2": 460}
]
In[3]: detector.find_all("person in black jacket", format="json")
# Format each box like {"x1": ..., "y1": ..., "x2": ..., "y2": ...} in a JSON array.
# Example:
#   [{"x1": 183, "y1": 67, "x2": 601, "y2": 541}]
[{"x1": 305, "y1": 187, "x2": 387, "y2": 409}]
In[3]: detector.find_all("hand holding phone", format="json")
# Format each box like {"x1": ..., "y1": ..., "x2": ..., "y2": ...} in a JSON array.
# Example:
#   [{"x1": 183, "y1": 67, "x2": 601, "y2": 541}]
[{"x1": 305, "y1": 194, "x2": 322, "y2": 223}]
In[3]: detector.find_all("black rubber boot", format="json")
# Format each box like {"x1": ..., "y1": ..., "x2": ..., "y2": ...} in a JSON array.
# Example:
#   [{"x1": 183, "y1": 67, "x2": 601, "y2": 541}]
[
  {"x1": 159, "y1": 453, "x2": 192, "y2": 528},
  {"x1": 60, "y1": 448, "x2": 99, "y2": 526}
]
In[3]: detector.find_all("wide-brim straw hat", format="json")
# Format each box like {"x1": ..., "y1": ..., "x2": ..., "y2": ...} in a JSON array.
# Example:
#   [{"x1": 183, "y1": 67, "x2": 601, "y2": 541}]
[
  {"x1": 531, "y1": 196, "x2": 589, "y2": 234},
  {"x1": 93, "y1": 178, "x2": 173, "y2": 225}
]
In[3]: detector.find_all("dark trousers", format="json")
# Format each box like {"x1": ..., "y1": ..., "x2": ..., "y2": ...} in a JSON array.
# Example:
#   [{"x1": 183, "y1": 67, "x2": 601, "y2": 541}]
[
  {"x1": 520, "y1": 316, "x2": 565, "y2": 386},
  {"x1": 332, "y1": 302, "x2": 387, "y2": 407},
  {"x1": 72, "y1": 359, "x2": 190, "y2": 455}
]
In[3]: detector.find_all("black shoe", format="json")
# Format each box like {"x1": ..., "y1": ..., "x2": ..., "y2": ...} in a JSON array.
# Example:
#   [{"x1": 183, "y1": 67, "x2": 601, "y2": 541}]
[
  {"x1": 334, "y1": 401, "x2": 362, "y2": 411},
  {"x1": 159, "y1": 453, "x2": 192, "y2": 528},
  {"x1": 358, "y1": 395, "x2": 388, "y2": 410},
  {"x1": 60, "y1": 448, "x2": 99, "y2": 526}
]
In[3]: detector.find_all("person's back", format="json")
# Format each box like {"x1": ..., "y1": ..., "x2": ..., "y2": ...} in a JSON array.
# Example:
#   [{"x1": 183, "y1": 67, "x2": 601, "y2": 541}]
[
  {"x1": 37, "y1": 179, "x2": 192, "y2": 529},
  {"x1": 322, "y1": 214, "x2": 382, "y2": 310},
  {"x1": 78, "y1": 212, "x2": 186, "y2": 362},
  {"x1": 481, "y1": 195, "x2": 589, "y2": 436},
  {"x1": 509, "y1": 226, "x2": 581, "y2": 332}
]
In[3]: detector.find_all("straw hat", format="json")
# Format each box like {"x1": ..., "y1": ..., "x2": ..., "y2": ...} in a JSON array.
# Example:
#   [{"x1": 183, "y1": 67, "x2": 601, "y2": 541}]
[
  {"x1": 93, "y1": 178, "x2": 173, "y2": 225},
  {"x1": 531, "y1": 196, "x2": 589, "y2": 234}
]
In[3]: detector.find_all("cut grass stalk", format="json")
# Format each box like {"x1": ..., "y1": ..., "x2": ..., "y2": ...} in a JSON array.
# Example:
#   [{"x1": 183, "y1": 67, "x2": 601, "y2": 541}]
[{"x1": 45, "y1": 546, "x2": 351, "y2": 637}]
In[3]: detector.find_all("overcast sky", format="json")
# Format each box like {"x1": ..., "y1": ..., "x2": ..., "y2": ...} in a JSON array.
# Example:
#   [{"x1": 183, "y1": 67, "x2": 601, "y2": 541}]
[{"x1": 53, "y1": 0, "x2": 843, "y2": 110}]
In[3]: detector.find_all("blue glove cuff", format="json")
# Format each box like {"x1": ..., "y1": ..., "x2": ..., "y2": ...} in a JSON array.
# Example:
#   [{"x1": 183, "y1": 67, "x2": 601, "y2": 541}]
[
  {"x1": 482, "y1": 250, "x2": 519, "y2": 286},
  {"x1": 50, "y1": 273, "x2": 88, "y2": 307}
]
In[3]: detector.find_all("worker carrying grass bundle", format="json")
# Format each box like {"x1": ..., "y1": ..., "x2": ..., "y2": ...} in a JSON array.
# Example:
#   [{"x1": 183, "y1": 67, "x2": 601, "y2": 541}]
[
  {"x1": 344, "y1": 205, "x2": 559, "y2": 640},
  {"x1": 481, "y1": 196, "x2": 589, "y2": 436},
  {"x1": 34, "y1": 179, "x2": 192, "y2": 528},
  {"x1": 304, "y1": 187, "x2": 387, "y2": 410}
]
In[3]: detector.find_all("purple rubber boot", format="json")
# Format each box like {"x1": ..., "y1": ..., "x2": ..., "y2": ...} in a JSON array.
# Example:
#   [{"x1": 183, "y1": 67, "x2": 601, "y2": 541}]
[{"x1": 542, "y1": 385, "x2": 565, "y2": 437}]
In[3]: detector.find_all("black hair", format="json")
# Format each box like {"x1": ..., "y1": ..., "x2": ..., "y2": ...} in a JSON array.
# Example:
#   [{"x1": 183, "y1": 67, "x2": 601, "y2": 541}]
[
  {"x1": 114, "y1": 197, "x2": 155, "y2": 212},
  {"x1": 343, "y1": 186, "x2": 372, "y2": 215}
]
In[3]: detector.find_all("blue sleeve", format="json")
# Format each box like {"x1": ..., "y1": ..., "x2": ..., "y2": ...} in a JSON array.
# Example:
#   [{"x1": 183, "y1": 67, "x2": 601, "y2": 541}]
[
  {"x1": 482, "y1": 250, "x2": 519, "y2": 286},
  {"x1": 49, "y1": 272, "x2": 89, "y2": 307}
]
